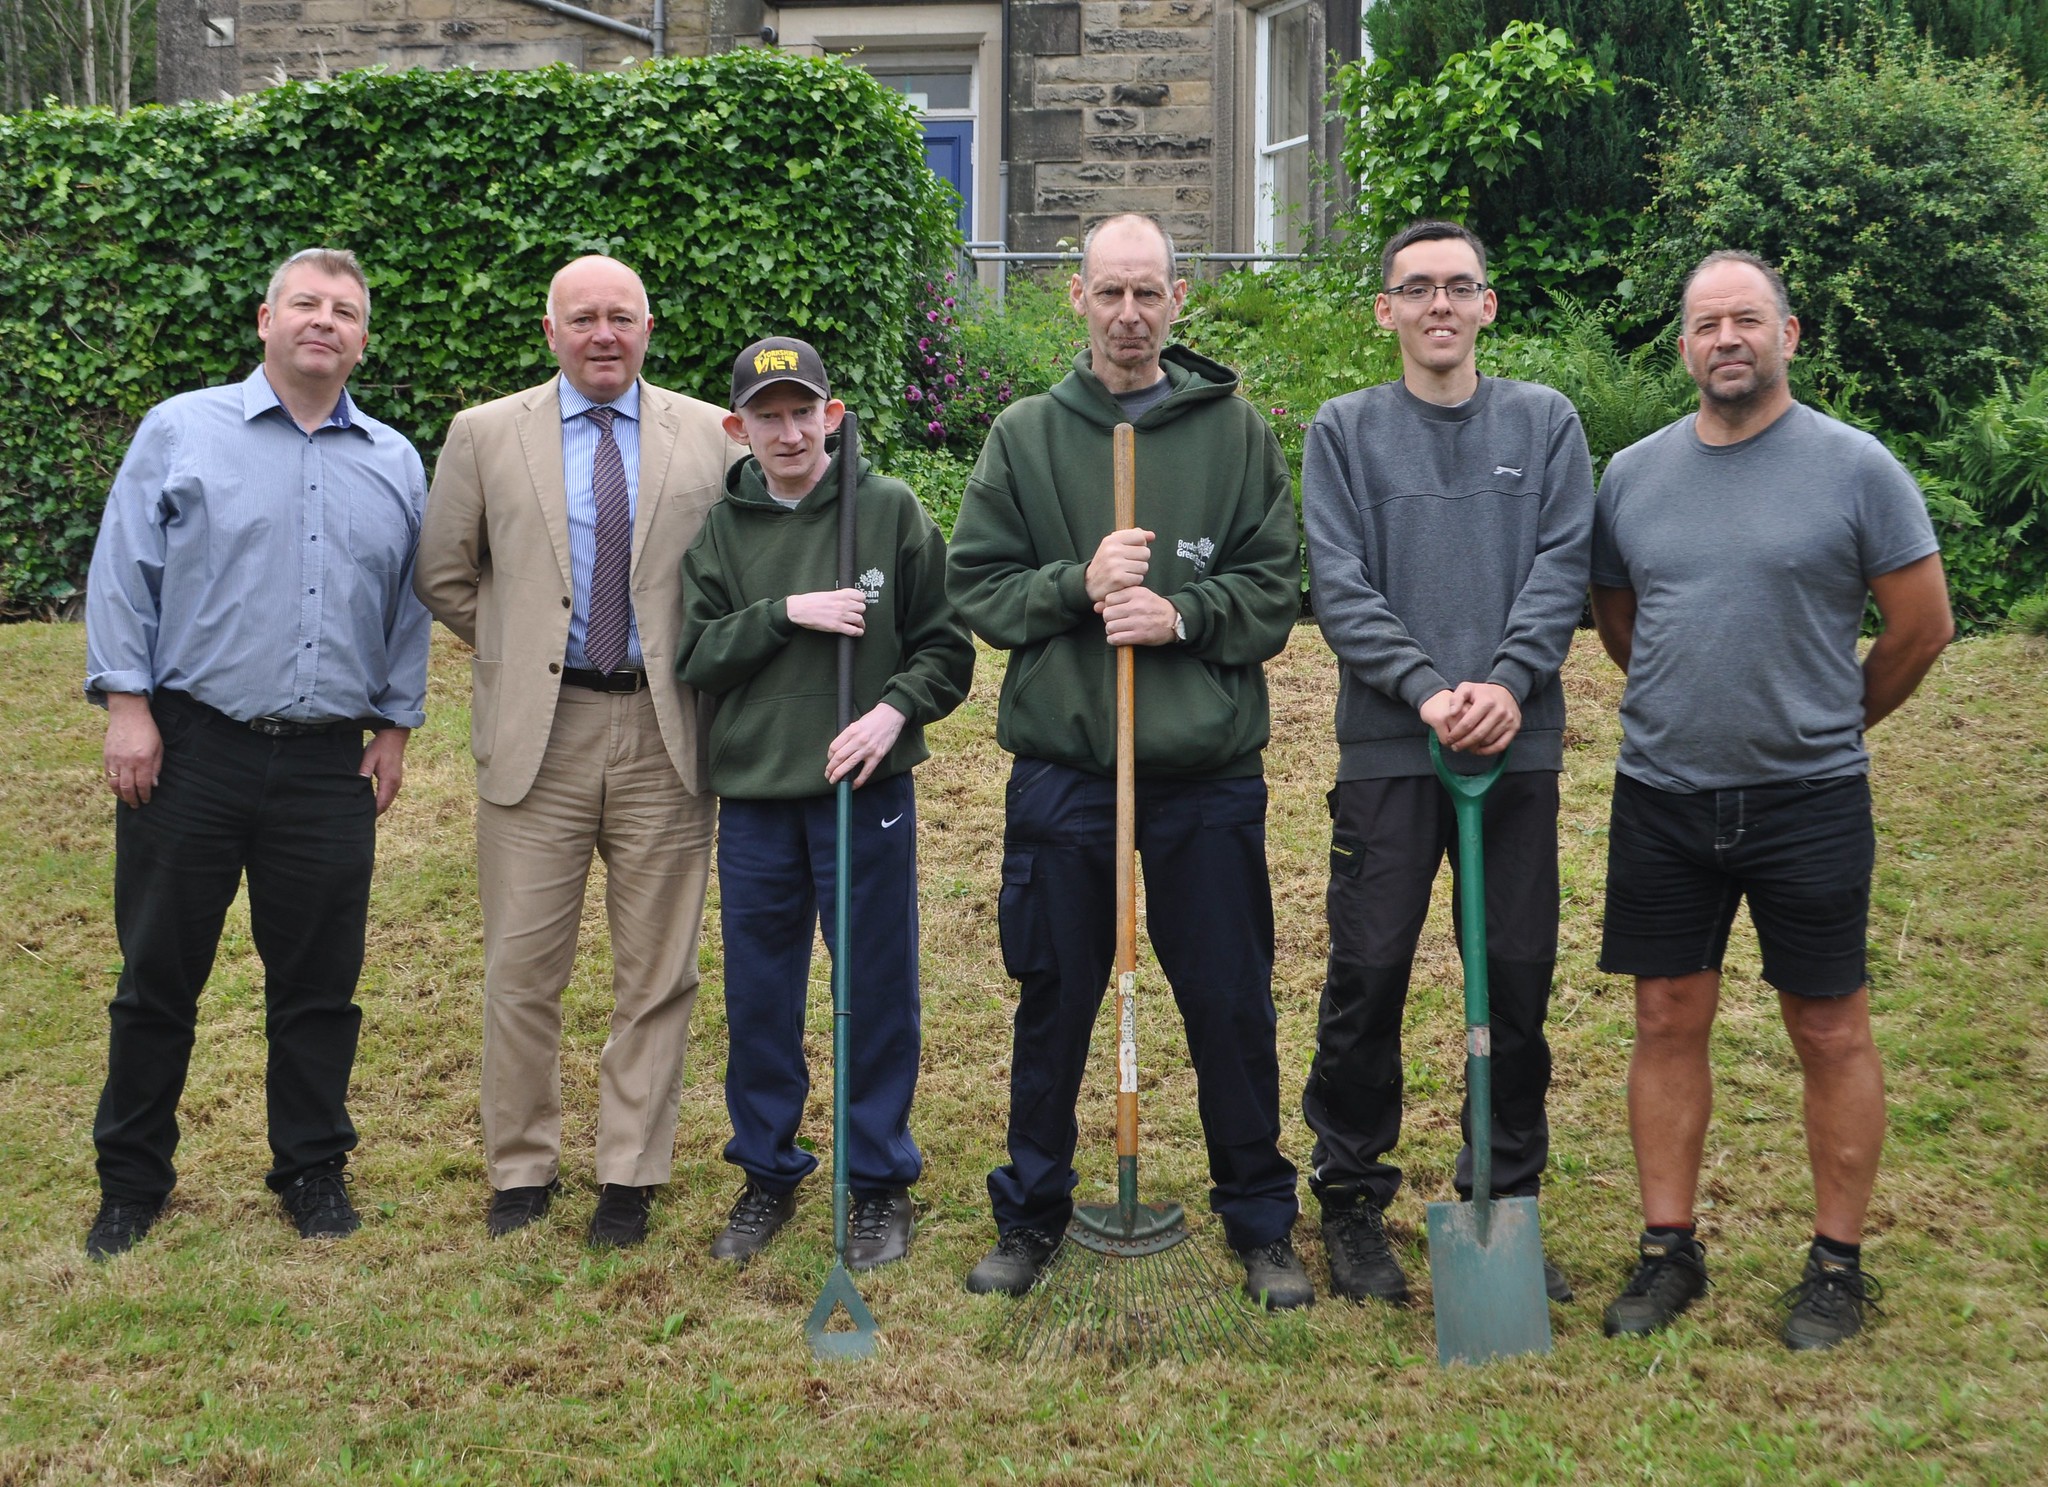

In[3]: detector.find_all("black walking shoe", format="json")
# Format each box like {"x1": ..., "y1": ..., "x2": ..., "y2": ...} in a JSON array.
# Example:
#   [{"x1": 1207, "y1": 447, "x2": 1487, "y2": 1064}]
[
  {"x1": 587, "y1": 1183, "x2": 655, "y2": 1249},
  {"x1": 709, "y1": 1182, "x2": 797, "y2": 1264},
  {"x1": 1778, "y1": 1249, "x2": 1884, "y2": 1352},
  {"x1": 1238, "y1": 1235, "x2": 1316, "y2": 1310},
  {"x1": 965, "y1": 1227, "x2": 1058, "y2": 1296},
  {"x1": 846, "y1": 1188, "x2": 915, "y2": 1272},
  {"x1": 486, "y1": 1180, "x2": 560, "y2": 1238},
  {"x1": 1321, "y1": 1203, "x2": 1410, "y2": 1305},
  {"x1": 1602, "y1": 1232, "x2": 1709, "y2": 1336},
  {"x1": 1544, "y1": 1255, "x2": 1574, "y2": 1304},
  {"x1": 280, "y1": 1171, "x2": 361, "y2": 1240},
  {"x1": 85, "y1": 1197, "x2": 164, "y2": 1261}
]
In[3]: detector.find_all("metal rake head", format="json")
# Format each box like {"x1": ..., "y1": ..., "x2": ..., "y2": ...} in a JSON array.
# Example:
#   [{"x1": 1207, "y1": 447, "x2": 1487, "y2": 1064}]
[{"x1": 999, "y1": 1227, "x2": 1267, "y2": 1366}]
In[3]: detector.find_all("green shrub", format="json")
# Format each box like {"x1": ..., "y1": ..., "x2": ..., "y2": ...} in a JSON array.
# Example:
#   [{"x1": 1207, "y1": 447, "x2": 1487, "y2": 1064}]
[
  {"x1": 0, "y1": 52, "x2": 958, "y2": 613},
  {"x1": 899, "y1": 274, "x2": 1075, "y2": 460},
  {"x1": 1890, "y1": 369, "x2": 2048, "y2": 630},
  {"x1": 1631, "y1": 1, "x2": 2048, "y2": 433},
  {"x1": 875, "y1": 445, "x2": 977, "y2": 539},
  {"x1": 2008, "y1": 589, "x2": 2048, "y2": 636}
]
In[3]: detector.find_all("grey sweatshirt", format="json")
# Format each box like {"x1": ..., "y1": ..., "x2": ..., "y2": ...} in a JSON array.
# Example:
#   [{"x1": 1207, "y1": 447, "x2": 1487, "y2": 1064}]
[{"x1": 1302, "y1": 376, "x2": 1594, "y2": 778}]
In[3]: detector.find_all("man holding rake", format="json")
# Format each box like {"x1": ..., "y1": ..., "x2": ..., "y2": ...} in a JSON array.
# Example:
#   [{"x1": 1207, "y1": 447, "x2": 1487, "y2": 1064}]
[{"x1": 947, "y1": 212, "x2": 1312, "y2": 1309}]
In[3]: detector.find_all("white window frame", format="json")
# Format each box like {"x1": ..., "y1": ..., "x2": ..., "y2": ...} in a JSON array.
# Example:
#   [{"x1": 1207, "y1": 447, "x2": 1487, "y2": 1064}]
[{"x1": 1254, "y1": 0, "x2": 1315, "y2": 259}]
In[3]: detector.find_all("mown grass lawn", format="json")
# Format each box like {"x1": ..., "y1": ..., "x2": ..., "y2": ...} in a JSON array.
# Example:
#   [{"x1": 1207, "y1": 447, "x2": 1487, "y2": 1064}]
[{"x1": 2, "y1": 621, "x2": 2044, "y2": 1485}]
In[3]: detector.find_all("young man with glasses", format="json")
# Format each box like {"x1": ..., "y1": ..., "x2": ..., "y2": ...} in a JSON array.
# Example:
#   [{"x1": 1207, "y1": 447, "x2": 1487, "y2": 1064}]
[{"x1": 1297, "y1": 219, "x2": 1594, "y2": 1307}]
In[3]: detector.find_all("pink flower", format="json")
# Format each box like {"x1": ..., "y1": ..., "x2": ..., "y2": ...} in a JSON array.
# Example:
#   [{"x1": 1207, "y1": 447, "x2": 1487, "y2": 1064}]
[
  {"x1": 1271, "y1": 405, "x2": 1287, "y2": 417},
  {"x1": 927, "y1": 310, "x2": 940, "y2": 322},
  {"x1": 928, "y1": 420, "x2": 945, "y2": 436},
  {"x1": 943, "y1": 297, "x2": 956, "y2": 309},
  {"x1": 906, "y1": 386, "x2": 923, "y2": 402},
  {"x1": 943, "y1": 373, "x2": 957, "y2": 387},
  {"x1": 917, "y1": 337, "x2": 930, "y2": 352}
]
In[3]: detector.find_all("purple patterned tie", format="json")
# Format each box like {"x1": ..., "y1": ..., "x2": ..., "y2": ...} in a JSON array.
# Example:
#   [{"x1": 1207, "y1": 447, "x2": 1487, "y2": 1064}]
[{"x1": 583, "y1": 405, "x2": 631, "y2": 675}]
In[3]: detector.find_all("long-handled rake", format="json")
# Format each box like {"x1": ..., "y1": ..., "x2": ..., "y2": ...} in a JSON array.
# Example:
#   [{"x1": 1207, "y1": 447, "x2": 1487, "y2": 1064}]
[
  {"x1": 804, "y1": 409, "x2": 880, "y2": 1363},
  {"x1": 1006, "y1": 422, "x2": 1263, "y2": 1365}
]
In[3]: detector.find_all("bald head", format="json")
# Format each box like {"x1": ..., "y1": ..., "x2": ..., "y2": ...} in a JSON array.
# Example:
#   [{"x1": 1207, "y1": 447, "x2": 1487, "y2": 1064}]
[
  {"x1": 543, "y1": 255, "x2": 653, "y2": 404},
  {"x1": 1080, "y1": 213, "x2": 1177, "y2": 285}
]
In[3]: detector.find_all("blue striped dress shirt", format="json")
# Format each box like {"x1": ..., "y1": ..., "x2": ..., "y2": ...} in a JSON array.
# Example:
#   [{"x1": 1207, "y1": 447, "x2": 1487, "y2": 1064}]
[{"x1": 557, "y1": 375, "x2": 644, "y2": 671}]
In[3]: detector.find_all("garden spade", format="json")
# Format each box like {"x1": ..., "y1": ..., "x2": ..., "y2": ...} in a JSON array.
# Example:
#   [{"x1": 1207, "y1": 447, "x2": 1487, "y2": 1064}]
[
  {"x1": 1425, "y1": 734, "x2": 1551, "y2": 1367},
  {"x1": 804, "y1": 410, "x2": 879, "y2": 1363}
]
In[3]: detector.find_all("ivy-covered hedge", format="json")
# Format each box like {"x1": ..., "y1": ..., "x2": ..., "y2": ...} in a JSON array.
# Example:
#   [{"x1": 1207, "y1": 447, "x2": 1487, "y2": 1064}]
[{"x1": 0, "y1": 51, "x2": 958, "y2": 612}]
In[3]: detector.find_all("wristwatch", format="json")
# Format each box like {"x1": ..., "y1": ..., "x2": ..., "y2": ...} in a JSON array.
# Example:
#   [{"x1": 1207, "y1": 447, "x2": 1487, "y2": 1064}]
[{"x1": 1171, "y1": 606, "x2": 1187, "y2": 644}]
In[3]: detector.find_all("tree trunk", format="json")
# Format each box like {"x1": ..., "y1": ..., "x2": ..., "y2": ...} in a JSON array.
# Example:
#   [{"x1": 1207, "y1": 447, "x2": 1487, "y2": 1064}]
[
  {"x1": 114, "y1": 0, "x2": 129, "y2": 111},
  {"x1": 80, "y1": 0, "x2": 96, "y2": 106}
]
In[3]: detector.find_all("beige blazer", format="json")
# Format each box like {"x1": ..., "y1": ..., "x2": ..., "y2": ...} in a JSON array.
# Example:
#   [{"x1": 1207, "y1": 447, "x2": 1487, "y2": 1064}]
[{"x1": 415, "y1": 377, "x2": 739, "y2": 806}]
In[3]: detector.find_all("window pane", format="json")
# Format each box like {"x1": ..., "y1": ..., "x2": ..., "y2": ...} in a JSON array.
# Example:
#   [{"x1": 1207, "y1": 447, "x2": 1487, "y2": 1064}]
[
  {"x1": 868, "y1": 69, "x2": 972, "y2": 112},
  {"x1": 1267, "y1": 7, "x2": 1315, "y2": 144},
  {"x1": 1271, "y1": 140, "x2": 1310, "y2": 254}
]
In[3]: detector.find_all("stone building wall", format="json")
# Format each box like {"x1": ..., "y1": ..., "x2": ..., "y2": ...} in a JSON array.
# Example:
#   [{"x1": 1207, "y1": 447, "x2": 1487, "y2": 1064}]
[
  {"x1": 1007, "y1": 0, "x2": 1220, "y2": 251},
  {"x1": 156, "y1": 0, "x2": 712, "y2": 102}
]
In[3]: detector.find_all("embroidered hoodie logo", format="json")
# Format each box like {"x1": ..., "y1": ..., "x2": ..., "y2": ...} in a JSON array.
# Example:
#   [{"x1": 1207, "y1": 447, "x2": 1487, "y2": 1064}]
[
  {"x1": 857, "y1": 567, "x2": 885, "y2": 605},
  {"x1": 1175, "y1": 536, "x2": 1216, "y2": 573},
  {"x1": 1493, "y1": 465, "x2": 1523, "y2": 478}
]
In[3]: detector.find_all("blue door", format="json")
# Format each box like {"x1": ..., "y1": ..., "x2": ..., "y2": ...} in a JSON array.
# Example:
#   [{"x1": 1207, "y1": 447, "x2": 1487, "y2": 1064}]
[{"x1": 923, "y1": 120, "x2": 973, "y2": 236}]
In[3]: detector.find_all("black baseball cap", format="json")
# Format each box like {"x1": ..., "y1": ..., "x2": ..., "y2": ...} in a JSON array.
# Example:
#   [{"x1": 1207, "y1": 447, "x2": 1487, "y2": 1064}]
[{"x1": 730, "y1": 336, "x2": 831, "y2": 409}]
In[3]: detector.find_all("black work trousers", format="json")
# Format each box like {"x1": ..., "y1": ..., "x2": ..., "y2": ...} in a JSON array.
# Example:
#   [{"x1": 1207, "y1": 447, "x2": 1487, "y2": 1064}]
[
  {"x1": 93, "y1": 691, "x2": 377, "y2": 1204},
  {"x1": 987, "y1": 759, "x2": 1300, "y2": 1251},
  {"x1": 1302, "y1": 770, "x2": 1559, "y2": 1212}
]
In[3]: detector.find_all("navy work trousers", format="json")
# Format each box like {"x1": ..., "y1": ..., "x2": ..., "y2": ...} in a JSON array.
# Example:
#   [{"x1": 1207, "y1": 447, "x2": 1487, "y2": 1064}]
[
  {"x1": 94, "y1": 691, "x2": 377, "y2": 1203},
  {"x1": 715, "y1": 771, "x2": 923, "y2": 1196},
  {"x1": 1302, "y1": 771, "x2": 1560, "y2": 1213},
  {"x1": 987, "y1": 759, "x2": 1299, "y2": 1251}
]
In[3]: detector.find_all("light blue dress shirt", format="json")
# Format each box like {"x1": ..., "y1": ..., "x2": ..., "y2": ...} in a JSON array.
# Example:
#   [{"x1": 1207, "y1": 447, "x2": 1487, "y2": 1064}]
[
  {"x1": 557, "y1": 376, "x2": 644, "y2": 671},
  {"x1": 84, "y1": 367, "x2": 432, "y2": 729}
]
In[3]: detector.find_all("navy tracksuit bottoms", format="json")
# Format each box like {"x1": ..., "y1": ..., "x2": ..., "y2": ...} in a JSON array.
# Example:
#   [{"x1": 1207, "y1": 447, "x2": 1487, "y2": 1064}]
[{"x1": 715, "y1": 771, "x2": 923, "y2": 1196}]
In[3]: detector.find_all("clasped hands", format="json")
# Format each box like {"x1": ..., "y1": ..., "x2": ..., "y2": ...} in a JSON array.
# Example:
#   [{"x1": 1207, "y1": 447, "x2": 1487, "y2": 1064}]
[
  {"x1": 1084, "y1": 528, "x2": 1179, "y2": 648},
  {"x1": 1420, "y1": 682, "x2": 1522, "y2": 757}
]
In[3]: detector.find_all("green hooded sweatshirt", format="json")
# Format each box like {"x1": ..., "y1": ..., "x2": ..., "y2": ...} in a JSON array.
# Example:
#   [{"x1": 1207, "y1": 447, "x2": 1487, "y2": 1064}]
[
  {"x1": 946, "y1": 345, "x2": 1298, "y2": 780},
  {"x1": 678, "y1": 448, "x2": 974, "y2": 799}
]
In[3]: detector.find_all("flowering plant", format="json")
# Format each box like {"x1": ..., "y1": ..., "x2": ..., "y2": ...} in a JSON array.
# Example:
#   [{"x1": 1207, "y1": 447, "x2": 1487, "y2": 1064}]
[{"x1": 900, "y1": 272, "x2": 1018, "y2": 453}]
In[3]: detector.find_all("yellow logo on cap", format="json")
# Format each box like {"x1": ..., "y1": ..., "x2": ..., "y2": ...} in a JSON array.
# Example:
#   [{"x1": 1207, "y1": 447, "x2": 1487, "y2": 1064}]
[{"x1": 754, "y1": 348, "x2": 800, "y2": 374}]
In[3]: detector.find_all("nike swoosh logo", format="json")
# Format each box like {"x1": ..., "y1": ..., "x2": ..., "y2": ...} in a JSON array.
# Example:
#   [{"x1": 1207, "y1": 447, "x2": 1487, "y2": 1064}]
[{"x1": 880, "y1": 813, "x2": 904, "y2": 828}]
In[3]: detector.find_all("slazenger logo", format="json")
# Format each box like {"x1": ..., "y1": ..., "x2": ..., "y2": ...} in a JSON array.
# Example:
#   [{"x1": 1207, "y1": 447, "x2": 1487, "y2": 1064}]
[
  {"x1": 753, "y1": 347, "x2": 800, "y2": 374},
  {"x1": 1493, "y1": 464, "x2": 1523, "y2": 478},
  {"x1": 857, "y1": 567, "x2": 885, "y2": 605},
  {"x1": 1175, "y1": 536, "x2": 1216, "y2": 573}
]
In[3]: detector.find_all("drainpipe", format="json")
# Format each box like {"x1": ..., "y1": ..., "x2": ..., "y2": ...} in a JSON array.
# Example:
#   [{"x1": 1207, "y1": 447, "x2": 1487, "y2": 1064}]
[
  {"x1": 651, "y1": 0, "x2": 665, "y2": 56},
  {"x1": 997, "y1": 0, "x2": 1011, "y2": 304}
]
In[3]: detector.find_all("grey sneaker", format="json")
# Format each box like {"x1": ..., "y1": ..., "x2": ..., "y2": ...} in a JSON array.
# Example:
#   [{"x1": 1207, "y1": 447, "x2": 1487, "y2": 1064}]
[
  {"x1": 1602, "y1": 1231, "x2": 1709, "y2": 1336},
  {"x1": 1322, "y1": 1203, "x2": 1409, "y2": 1304},
  {"x1": 1778, "y1": 1249, "x2": 1884, "y2": 1352},
  {"x1": 965, "y1": 1227, "x2": 1058, "y2": 1296},
  {"x1": 709, "y1": 1182, "x2": 797, "y2": 1264},
  {"x1": 1237, "y1": 1235, "x2": 1315, "y2": 1310}
]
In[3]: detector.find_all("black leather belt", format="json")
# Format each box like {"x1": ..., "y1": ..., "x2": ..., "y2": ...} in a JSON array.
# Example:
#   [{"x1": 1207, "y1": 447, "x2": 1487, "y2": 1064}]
[
  {"x1": 561, "y1": 667, "x2": 648, "y2": 694},
  {"x1": 154, "y1": 691, "x2": 374, "y2": 737}
]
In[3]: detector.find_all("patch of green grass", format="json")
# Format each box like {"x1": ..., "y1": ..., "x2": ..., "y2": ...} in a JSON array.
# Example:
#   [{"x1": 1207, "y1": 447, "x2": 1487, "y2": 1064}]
[{"x1": 2, "y1": 622, "x2": 2044, "y2": 1483}]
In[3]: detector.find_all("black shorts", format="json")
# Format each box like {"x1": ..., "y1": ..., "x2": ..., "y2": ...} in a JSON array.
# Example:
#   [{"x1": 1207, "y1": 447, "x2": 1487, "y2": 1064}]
[{"x1": 1599, "y1": 772, "x2": 1874, "y2": 998}]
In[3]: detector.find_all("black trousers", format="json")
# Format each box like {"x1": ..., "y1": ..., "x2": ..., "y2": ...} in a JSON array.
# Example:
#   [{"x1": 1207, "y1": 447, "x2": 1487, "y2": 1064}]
[
  {"x1": 987, "y1": 759, "x2": 1299, "y2": 1251},
  {"x1": 1302, "y1": 771, "x2": 1560, "y2": 1212},
  {"x1": 93, "y1": 692, "x2": 377, "y2": 1203}
]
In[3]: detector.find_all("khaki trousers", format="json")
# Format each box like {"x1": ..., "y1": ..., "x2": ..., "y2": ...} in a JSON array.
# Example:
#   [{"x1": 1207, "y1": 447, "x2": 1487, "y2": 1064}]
[{"x1": 476, "y1": 685, "x2": 714, "y2": 1189}]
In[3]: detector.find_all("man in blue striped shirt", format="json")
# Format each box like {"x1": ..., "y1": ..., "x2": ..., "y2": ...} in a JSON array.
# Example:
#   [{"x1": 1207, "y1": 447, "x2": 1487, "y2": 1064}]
[{"x1": 82, "y1": 247, "x2": 430, "y2": 1259}]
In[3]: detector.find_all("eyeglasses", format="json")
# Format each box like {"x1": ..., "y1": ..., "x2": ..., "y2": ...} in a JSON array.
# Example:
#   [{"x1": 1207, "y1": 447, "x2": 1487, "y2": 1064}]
[{"x1": 1382, "y1": 280, "x2": 1489, "y2": 304}]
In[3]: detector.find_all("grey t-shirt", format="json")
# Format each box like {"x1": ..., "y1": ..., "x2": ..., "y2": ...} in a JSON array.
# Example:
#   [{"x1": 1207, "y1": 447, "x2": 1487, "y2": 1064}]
[{"x1": 1592, "y1": 402, "x2": 1939, "y2": 792}]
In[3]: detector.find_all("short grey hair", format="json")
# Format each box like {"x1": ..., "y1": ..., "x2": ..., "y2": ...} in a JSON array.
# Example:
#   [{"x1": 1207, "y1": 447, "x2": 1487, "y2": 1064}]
[
  {"x1": 265, "y1": 248, "x2": 369, "y2": 321},
  {"x1": 1080, "y1": 212, "x2": 1178, "y2": 284},
  {"x1": 1680, "y1": 249, "x2": 1791, "y2": 322}
]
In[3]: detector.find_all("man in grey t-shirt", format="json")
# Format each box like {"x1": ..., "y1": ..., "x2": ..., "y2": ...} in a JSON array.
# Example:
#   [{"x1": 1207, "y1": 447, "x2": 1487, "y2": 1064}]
[
  {"x1": 1589, "y1": 250, "x2": 1952, "y2": 1351},
  {"x1": 1300, "y1": 219, "x2": 1592, "y2": 1308}
]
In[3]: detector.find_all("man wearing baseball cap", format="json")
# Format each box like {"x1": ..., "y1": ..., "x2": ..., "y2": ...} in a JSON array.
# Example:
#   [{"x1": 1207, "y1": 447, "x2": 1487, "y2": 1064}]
[{"x1": 678, "y1": 336, "x2": 974, "y2": 1269}]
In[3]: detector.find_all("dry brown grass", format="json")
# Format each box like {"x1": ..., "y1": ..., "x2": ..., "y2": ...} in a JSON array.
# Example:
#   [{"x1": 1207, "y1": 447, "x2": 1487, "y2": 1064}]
[{"x1": 2, "y1": 622, "x2": 2045, "y2": 1485}]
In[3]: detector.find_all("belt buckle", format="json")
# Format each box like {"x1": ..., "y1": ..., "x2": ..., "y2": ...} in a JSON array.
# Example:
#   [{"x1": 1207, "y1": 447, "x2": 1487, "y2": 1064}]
[
  {"x1": 248, "y1": 715, "x2": 294, "y2": 737},
  {"x1": 618, "y1": 670, "x2": 646, "y2": 694}
]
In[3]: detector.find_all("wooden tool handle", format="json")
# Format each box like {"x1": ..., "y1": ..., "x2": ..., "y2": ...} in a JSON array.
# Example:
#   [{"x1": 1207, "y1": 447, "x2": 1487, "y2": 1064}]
[{"x1": 1112, "y1": 422, "x2": 1139, "y2": 1163}]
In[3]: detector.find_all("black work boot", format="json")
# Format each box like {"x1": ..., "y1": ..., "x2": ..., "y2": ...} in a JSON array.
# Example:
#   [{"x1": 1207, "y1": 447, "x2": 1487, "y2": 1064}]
[
  {"x1": 1321, "y1": 1202, "x2": 1409, "y2": 1305},
  {"x1": 1603, "y1": 1230, "x2": 1709, "y2": 1336},
  {"x1": 86, "y1": 1197, "x2": 165, "y2": 1261},
  {"x1": 846, "y1": 1188, "x2": 915, "y2": 1272},
  {"x1": 1237, "y1": 1234, "x2": 1315, "y2": 1310},
  {"x1": 279, "y1": 1171, "x2": 361, "y2": 1240},
  {"x1": 965, "y1": 1228, "x2": 1058, "y2": 1296}
]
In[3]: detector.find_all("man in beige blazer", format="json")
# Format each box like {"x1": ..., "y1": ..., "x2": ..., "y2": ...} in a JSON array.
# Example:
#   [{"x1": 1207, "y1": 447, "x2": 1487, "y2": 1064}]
[{"x1": 415, "y1": 255, "x2": 738, "y2": 1246}]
